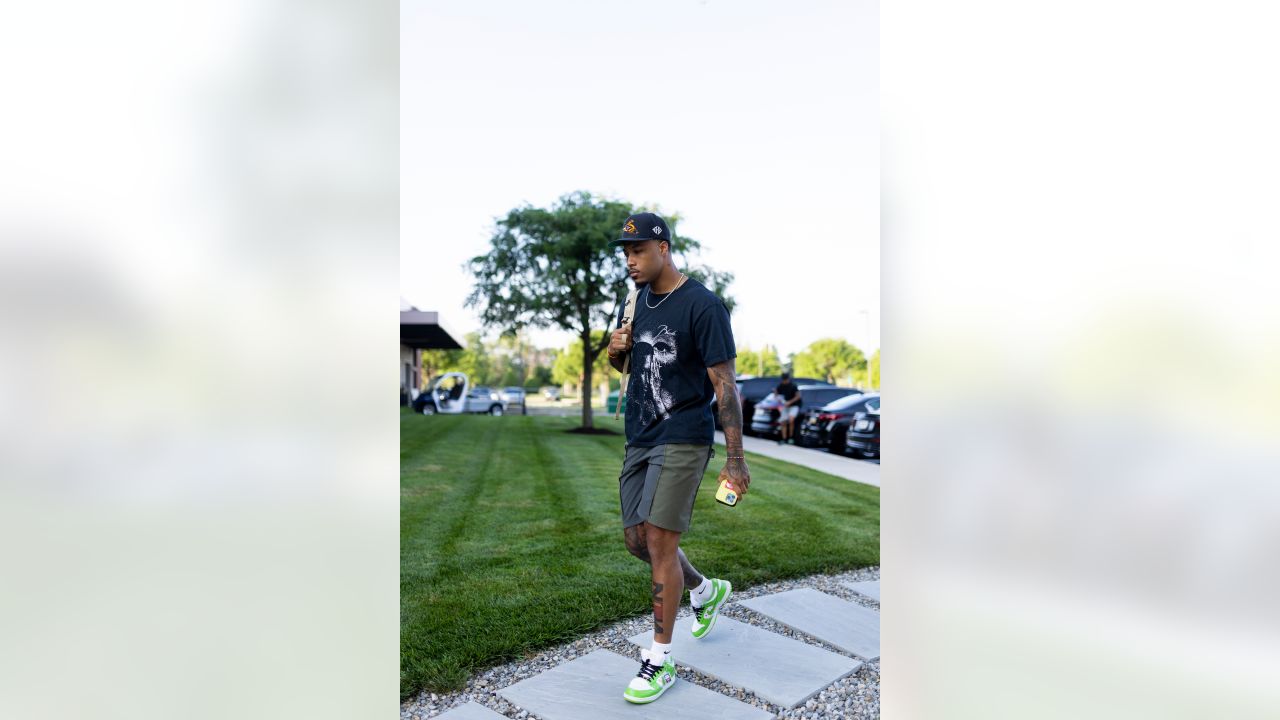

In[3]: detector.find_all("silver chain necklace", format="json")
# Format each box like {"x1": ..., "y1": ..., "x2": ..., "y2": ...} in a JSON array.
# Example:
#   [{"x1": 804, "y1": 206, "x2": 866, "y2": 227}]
[{"x1": 644, "y1": 273, "x2": 688, "y2": 310}]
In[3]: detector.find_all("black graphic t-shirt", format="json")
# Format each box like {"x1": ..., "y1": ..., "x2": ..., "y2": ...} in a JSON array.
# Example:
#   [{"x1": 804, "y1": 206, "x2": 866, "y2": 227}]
[
  {"x1": 775, "y1": 381, "x2": 799, "y2": 403},
  {"x1": 615, "y1": 277, "x2": 736, "y2": 447}
]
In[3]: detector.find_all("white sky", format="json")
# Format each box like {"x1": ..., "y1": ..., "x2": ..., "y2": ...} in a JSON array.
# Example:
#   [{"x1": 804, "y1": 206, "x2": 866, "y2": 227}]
[{"x1": 402, "y1": 0, "x2": 878, "y2": 360}]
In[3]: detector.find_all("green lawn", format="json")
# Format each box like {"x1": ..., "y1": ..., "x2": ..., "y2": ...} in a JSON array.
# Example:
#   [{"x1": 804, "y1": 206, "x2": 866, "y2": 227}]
[{"x1": 400, "y1": 411, "x2": 879, "y2": 698}]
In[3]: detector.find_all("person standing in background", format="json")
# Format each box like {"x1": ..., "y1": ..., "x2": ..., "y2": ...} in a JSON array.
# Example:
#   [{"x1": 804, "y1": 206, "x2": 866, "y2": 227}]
[{"x1": 775, "y1": 371, "x2": 801, "y2": 445}]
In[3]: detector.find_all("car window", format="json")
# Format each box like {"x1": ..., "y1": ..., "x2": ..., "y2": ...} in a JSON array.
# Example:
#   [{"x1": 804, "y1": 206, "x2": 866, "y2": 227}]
[
  {"x1": 808, "y1": 389, "x2": 858, "y2": 406},
  {"x1": 824, "y1": 393, "x2": 868, "y2": 411},
  {"x1": 866, "y1": 397, "x2": 880, "y2": 412}
]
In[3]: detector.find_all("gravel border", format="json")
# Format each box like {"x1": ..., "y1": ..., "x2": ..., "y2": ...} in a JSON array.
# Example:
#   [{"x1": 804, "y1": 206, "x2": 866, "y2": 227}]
[{"x1": 401, "y1": 566, "x2": 880, "y2": 720}]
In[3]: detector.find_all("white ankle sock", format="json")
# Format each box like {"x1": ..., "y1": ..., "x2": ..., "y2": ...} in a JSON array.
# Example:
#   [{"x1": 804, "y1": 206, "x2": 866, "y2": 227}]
[
  {"x1": 690, "y1": 578, "x2": 713, "y2": 606},
  {"x1": 648, "y1": 641, "x2": 672, "y2": 662}
]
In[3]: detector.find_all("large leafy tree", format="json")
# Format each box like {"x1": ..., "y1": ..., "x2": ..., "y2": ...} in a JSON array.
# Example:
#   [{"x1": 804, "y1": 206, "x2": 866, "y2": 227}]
[
  {"x1": 792, "y1": 338, "x2": 868, "y2": 386},
  {"x1": 467, "y1": 191, "x2": 733, "y2": 429},
  {"x1": 737, "y1": 344, "x2": 784, "y2": 377}
]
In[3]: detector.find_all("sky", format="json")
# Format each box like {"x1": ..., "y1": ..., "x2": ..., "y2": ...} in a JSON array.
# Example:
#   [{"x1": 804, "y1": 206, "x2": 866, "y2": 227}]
[{"x1": 402, "y1": 0, "x2": 878, "y2": 360}]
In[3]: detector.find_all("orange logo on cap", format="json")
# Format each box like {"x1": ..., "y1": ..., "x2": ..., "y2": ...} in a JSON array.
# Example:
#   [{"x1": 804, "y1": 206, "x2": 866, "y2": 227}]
[{"x1": 623, "y1": 218, "x2": 637, "y2": 234}]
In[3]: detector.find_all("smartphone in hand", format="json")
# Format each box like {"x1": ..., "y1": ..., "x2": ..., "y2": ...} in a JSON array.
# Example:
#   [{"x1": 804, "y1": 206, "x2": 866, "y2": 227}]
[{"x1": 715, "y1": 479, "x2": 739, "y2": 507}]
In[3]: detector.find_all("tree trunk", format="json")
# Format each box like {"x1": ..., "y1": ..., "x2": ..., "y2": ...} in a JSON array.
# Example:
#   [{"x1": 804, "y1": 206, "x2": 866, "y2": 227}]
[{"x1": 580, "y1": 330, "x2": 594, "y2": 429}]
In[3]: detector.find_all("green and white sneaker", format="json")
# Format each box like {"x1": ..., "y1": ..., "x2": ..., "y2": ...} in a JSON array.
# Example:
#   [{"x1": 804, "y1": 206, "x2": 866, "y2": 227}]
[
  {"x1": 691, "y1": 578, "x2": 732, "y2": 639},
  {"x1": 623, "y1": 650, "x2": 676, "y2": 704}
]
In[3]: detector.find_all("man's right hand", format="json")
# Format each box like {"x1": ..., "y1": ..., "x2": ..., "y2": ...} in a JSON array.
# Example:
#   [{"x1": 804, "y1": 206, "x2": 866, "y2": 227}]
[{"x1": 608, "y1": 323, "x2": 633, "y2": 359}]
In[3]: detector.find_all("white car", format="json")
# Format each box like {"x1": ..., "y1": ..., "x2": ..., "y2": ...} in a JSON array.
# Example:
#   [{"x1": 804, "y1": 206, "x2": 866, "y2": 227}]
[
  {"x1": 499, "y1": 387, "x2": 527, "y2": 405},
  {"x1": 414, "y1": 373, "x2": 506, "y2": 416}
]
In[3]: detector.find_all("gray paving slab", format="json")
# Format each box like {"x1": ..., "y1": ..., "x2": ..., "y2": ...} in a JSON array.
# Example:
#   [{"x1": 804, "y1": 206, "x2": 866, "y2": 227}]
[
  {"x1": 842, "y1": 579, "x2": 880, "y2": 602},
  {"x1": 434, "y1": 701, "x2": 509, "y2": 720},
  {"x1": 739, "y1": 588, "x2": 880, "y2": 660},
  {"x1": 498, "y1": 648, "x2": 772, "y2": 720},
  {"x1": 628, "y1": 615, "x2": 861, "y2": 709}
]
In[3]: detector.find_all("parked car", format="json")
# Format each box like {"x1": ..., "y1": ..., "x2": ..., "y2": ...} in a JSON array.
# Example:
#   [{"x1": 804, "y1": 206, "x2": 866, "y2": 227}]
[
  {"x1": 844, "y1": 400, "x2": 881, "y2": 459},
  {"x1": 722, "y1": 375, "x2": 834, "y2": 434},
  {"x1": 543, "y1": 386, "x2": 561, "y2": 402},
  {"x1": 499, "y1": 386, "x2": 527, "y2": 410},
  {"x1": 413, "y1": 373, "x2": 507, "y2": 415},
  {"x1": 750, "y1": 385, "x2": 861, "y2": 438},
  {"x1": 798, "y1": 393, "x2": 880, "y2": 454}
]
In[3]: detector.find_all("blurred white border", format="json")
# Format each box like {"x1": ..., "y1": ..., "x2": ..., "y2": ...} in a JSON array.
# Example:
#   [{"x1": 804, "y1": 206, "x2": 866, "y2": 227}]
[
  {"x1": 885, "y1": 1, "x2": 1280, "y2": 717},
  {"x1": 0, "y1": 1, "x2": 398, "y2": 717}
]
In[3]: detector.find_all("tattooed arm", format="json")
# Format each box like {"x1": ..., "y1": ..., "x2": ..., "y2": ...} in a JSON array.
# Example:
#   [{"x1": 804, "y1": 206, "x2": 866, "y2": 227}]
[{"x1": 707, "y1": 359, "x2": 751, "y2": 496}]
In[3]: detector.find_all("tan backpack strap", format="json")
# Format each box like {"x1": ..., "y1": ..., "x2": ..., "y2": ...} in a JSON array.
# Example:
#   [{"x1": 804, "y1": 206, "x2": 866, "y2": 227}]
[{"x1": 615, "y1": 288, "x2": 639, "y2": 420}]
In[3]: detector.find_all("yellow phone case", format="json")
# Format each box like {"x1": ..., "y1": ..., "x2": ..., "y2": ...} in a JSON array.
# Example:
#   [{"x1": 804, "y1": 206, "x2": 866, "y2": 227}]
[{"x1": 715, "y1": 479, "x2": 739, "y2": 507}]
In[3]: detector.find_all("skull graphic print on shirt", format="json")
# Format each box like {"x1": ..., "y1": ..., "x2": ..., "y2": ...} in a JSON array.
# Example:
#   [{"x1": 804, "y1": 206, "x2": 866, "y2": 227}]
[{"x1": 634, "y1": 324, "x2": 677, "y2": 425}]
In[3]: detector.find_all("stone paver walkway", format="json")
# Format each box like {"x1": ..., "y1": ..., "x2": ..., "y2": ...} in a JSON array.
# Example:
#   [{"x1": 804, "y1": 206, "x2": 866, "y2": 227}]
[
  {"x1": 843, "y1": 580, "x2": 880, "y2": 602},
  {"x1": 739, "y1": 588, "x2": 881, "y2": 661},
  {"x1": 420, "y1": 572, "x2": 881, "y2": 719},
  {"x1": 499, "y1": 649, "x2": 771, "y2": 720},
  {"x1": 628, "y1": 616, "x2": 862, "y2": 709}
]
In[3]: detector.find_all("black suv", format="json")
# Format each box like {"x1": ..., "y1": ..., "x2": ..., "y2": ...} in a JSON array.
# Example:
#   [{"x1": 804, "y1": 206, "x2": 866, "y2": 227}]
[
  {"x1": 718, "y1": 375, "x2": 833, "y2": 434},
  {"x1": 750, "y1": 385, "x2": 862, "y2": 438}
]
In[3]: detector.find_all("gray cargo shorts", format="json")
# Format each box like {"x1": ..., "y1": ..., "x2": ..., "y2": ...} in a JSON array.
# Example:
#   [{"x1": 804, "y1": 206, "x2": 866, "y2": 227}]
[{"x1": 618, "y1": 443, "x2": 715, "y2": 533}]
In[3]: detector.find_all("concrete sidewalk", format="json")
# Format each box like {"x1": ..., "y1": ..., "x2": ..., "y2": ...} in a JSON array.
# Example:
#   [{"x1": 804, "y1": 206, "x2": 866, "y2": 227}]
[{"x1": 715, "y1": 431, "x2": 881, "y2": 488}]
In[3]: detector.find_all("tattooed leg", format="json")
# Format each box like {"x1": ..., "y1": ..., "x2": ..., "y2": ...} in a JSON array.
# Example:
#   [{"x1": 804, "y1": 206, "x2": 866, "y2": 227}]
[
  {"x1": 675, "y1": 548, "x2": 704, "y2": 588},
  {"x1": 624, "y1": 525, "x2": 704, "y2": 587},
  {"x1": 644, "y1": 521, "x2": 683, "y2": 644}
]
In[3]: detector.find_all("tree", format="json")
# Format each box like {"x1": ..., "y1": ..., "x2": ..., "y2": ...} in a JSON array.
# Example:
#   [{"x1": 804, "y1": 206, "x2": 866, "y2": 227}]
[
  {"x1": 868, "y1": 348, "x2": 880, "y2": 389},
  {"x1": 791, "y1": 338, "x2": 867, "y2": 386},
  {"x1": 453, "y1": 332, "x2": 493, "y2": 386},
  {"x1": 525, "y1": 365, "x2": 553, "y2": 390},
  {"x1": 419, "y1": 348, "x2": 461, "y2": 384},
  {"x1": 551, "y1": 331, "x2": 613, "y2": 398},
  {"x1": 466, "y1": 191, "x2": 734, "y2": 429},
  {"x1": 489, "y1": 330, "x2": 533, "y2": 388},
  {"x1": 736, "y1": 344, "x2": 783, "y2": 377}
]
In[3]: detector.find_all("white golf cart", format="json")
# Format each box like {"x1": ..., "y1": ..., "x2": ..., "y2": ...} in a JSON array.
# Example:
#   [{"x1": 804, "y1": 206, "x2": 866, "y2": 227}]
[{"x1": 414, "y1": 372, "x2": 506, "y2": 416}]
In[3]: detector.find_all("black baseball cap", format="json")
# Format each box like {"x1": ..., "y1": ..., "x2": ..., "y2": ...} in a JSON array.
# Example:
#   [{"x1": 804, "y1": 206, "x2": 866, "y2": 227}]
[{"x1": 610, "y1": 212, "x2": 671, "y2": 246}]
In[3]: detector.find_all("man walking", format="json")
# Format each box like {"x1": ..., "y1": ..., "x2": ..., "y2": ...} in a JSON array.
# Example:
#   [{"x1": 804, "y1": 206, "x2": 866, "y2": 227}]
[
  {"x1": 607, "y1": 212, "x2": 751, "y2": 705},
  {"x1": 775, "y1": 371, "x2": 801, "y2": 445}
]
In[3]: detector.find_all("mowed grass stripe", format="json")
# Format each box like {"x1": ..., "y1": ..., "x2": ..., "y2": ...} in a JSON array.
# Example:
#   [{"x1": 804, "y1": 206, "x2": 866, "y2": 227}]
[
  {"x1": 401, "y1": 417, "x2": 505, "y2": 582},
  {"x1": 400, "y1": 412, "x2": 878, "y2": 697}
]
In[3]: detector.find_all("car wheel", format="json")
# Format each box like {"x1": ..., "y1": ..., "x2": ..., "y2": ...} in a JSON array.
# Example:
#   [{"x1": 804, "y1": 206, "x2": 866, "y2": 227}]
[
  {"x1": 829, "y1": 435, "x2": 847, "y2": 455},
  {"x1": 421, "y1": 405, "x2": 435, "y2": 416},
  {"x1": 489, "y1": 405, "x2": 504, "y2": 416}
]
